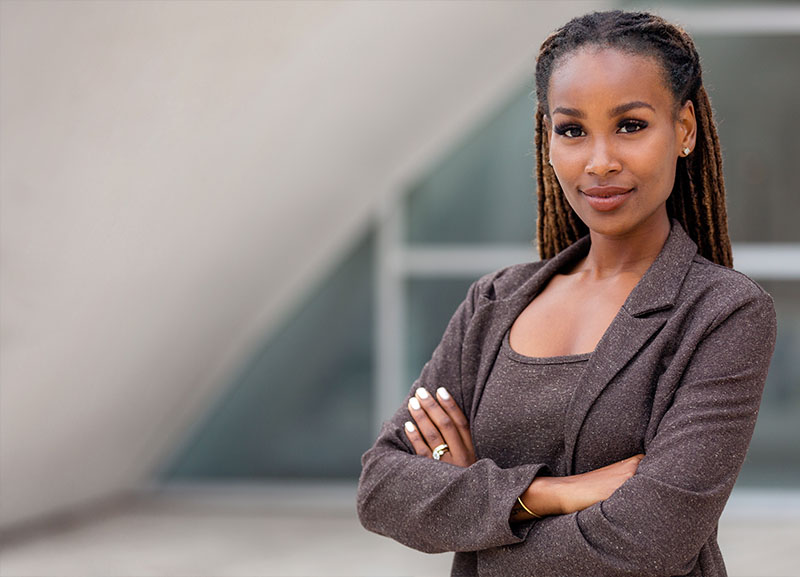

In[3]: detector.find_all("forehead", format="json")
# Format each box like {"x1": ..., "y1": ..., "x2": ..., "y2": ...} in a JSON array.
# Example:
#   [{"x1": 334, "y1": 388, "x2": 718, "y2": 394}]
[{"x1": 547, "y1": 47, "x2": 674, "y2": 114}]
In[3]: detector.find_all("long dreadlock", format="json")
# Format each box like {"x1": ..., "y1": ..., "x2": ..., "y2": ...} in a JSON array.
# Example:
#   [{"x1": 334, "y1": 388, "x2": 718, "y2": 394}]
[{"x1": 534, "y1": 10, "x2": 732, "y2": 267}]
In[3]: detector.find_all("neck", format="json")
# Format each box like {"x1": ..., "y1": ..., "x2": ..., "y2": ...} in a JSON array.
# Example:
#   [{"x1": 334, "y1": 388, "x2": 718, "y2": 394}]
[{"x1": 578, "y1": 215, "x2": 672, "y2": 279}]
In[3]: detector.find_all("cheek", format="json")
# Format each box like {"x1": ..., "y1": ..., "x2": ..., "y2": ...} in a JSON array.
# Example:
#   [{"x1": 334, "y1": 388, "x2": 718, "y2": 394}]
[
  {"x1": 630, "y1": 142, "x2": 679, "y2": 195},
  {"x1": 548, "y1": 144, "x2": 583, "y2": 188},
  {"x1": 621, "y1": 129, "x2": 680, "y2": 189}
]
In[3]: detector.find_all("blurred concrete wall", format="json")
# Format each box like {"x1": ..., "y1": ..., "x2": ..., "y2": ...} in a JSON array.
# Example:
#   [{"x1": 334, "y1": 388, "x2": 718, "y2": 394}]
[{"x1": 0, "y1": 0, "x2": 606, "y2": 529}]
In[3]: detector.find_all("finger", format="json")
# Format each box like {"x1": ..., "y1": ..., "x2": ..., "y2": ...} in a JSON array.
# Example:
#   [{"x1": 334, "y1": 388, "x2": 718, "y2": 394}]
[
  {"x1": 408, "y1": 395, "x2": 446, "y2": 452},
  {"x1": 622, "y1": 454, "x2": 645, "y2": 467},
  {"x1": 414, "y1": 388, "x2": 467, "y2": 457},
  {"x1": 607, "y1": 454, "x2": 644, "y2": 468},
  {"x1": 435, "y1": 387, "x2": 475, "y2": 455},
  {"x1": 403, "y1": 420, "x2": 432, "y2": 457},
  {"x1": 617, "y1": 454, "x2": 645, "y2": 479}
]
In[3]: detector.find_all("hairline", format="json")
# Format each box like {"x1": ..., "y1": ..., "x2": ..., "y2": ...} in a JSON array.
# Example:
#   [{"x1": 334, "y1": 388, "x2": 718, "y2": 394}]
[{"x1": 541, "y1": 43, "x2": 687, "y2": 121}]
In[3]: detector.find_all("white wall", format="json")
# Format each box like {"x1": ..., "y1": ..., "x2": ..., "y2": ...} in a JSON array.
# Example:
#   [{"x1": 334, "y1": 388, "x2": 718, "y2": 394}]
[{"x1": 0, "y1": 0, "x2": 606, "y2": 529}]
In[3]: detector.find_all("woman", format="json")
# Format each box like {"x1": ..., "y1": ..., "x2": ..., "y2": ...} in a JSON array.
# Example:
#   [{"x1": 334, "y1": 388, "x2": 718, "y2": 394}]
[{"x1": 357, "y1": 10, "x2": 776, "y2": 577}]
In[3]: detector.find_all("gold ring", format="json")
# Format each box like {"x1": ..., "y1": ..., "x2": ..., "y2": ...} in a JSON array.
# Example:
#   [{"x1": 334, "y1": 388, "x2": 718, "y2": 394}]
[{"x1": 432, "y1": 443, "x2": 449, "y2": 460}]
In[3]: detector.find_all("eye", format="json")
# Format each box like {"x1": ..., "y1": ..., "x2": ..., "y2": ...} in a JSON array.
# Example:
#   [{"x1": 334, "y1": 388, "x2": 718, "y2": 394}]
[
  {"x1": 554, "y1": 124, "x2": 585, "y2": 138},
  {"x1": 618, "y1": 119, "x2": 648, "y2": 134}
]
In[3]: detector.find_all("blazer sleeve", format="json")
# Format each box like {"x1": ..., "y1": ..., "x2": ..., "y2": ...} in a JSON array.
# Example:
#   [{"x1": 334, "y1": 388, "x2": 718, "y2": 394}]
[
  {"x1": 356, "y1": 274, "x2": 549, "y2": 553},
  {"x1": 477, "y1": 287, "x2": 777, "y2": 576}
]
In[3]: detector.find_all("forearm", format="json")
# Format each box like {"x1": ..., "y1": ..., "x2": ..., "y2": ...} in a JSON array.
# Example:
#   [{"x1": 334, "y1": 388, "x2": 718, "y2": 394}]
[
  {"x1": 357, "y1": 428, "x2": 548, "y2": 553},
  {"x1": 486, "y1": 471, "x2": 730, "y2": 577},
  {"x1": 510, "y1": 476, "x2": 561, "y2": 521},
  {"x1": 511, "y1": 453, "x2": 644, "y2": 522}
]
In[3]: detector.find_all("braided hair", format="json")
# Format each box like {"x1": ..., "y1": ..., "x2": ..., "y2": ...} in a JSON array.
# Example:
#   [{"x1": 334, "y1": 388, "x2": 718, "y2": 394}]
[{"x1": 534, "y1": 10, "x2": 732, "y2": 267}]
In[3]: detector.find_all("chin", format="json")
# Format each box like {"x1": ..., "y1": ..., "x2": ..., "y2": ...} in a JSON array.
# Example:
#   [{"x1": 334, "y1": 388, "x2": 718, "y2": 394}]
[
  {"x1": 578, "y1": 207, "x2": 670, "y2": 240},
  {"x1": 583, "y1": 219, "x2": 636, "y2": 239},
  {"x1": 570, "y1": 206, "x2": 626, "y2": 237}
]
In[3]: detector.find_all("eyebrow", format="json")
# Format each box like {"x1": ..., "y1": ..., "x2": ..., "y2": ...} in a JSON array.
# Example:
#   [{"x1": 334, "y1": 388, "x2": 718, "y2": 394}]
[{"x1": 552, "y1": 101, "x2": 656, "y2": 119}]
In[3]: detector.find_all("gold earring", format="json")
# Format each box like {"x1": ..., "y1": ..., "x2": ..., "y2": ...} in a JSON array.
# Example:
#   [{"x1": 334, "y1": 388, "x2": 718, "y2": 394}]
[{"x1": 682, "y1": 147, "x2": 691, "y2": 156}]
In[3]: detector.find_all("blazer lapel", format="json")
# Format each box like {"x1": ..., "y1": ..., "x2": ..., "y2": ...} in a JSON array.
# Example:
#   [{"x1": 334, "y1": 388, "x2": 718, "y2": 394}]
[
  {"x1": 561, "y1": 313, "x2": 666, "y2": 474},
  {"x1": 562, "y1": 221, "x2": 698, "y2": 474},
  {"x1": 463, "y1": 237, "x2": 593, "y2": 423}
]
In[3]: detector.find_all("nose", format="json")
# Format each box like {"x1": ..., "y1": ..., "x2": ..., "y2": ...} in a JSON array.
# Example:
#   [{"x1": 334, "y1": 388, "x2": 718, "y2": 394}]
[{"x1": 585, "y1": 137, "x2": 621, "y2": 177}]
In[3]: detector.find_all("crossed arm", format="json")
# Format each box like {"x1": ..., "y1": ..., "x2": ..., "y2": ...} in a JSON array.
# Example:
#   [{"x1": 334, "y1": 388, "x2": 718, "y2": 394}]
[
  {"x1": 404, "y1": 385, "x2": 644, "y2": 521},
  {"x1": 357, "y1": 275, "x2": 776, "y2": 575}
]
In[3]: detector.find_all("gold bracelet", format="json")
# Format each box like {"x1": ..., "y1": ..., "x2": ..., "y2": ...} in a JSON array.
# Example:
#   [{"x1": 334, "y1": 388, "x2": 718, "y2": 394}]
[{"x1": 517, "y1": 496, "x2": 542, "y2": 519}]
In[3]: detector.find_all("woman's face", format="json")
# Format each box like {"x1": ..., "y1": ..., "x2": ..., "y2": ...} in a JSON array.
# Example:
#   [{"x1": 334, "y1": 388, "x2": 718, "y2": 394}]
[{"x1": 546, "y1": 47, "x2": 696, "y2": 240}]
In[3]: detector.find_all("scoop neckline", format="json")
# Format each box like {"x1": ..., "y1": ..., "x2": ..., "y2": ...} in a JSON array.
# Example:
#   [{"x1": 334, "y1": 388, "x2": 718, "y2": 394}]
[{"x1": 502, "y1": 329, "x2": 593, "y2": 365}]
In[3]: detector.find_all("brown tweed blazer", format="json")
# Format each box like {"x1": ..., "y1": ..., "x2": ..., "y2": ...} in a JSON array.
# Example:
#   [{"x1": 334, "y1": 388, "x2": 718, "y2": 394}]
[{"x1": 357, "y1": 221, "x2": 777, "y2": 576}]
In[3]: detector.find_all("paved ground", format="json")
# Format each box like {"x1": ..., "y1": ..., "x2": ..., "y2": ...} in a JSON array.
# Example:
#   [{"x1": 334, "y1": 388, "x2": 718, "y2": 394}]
[{"x1": 1, "y1": 483, "x2": 798, "y2": 577}]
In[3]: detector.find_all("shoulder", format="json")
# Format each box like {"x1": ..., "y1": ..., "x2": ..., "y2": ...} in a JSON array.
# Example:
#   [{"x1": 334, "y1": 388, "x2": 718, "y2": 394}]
[
  {"x1": 465, "y1": 234, "x2": 591, "y2": 305},
  {"x1": 684, "y1": 253, "x2": 773, "y2": 306},
  {"x1": 679, "y1": 253, "x2": 776, "y2": 334},
  {"x1": 469, "y1": 260, "x2": 547, "y2": 302}
]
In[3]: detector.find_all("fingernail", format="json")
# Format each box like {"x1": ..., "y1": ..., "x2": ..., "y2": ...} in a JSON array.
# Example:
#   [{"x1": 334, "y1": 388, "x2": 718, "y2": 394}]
[
  {"x1": 436, "y1": 387, "x2": 450, "y2": 400},
  {"x1": 409, "y1": 397, "x2": 421, "y2": 410},
  {"x1": 416, "y1": 388, "x2": 430, "y2": 399},
  {"x1": 404, "y1": 421, "x2": 415, "y2": 432}
]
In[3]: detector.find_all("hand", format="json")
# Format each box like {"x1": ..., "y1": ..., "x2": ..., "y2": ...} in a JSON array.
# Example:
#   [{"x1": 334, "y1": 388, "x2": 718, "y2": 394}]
[
  {"x1": 514, "y1": 454, "x2": 645, "y2": 520},
  {"x1": 403, "y1": 387, "x2": 477, "y2": 468},
  {"x1": 555, "y1": 454, "x2": 645, "y2": 514}
]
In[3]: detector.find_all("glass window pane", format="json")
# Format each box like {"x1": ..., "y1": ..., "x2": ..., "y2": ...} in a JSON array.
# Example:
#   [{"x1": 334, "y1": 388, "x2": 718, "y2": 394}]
[
  {"x1": 405, "y1": 277, "x2": 475, "y2": 390},
  {"x1": 736, "y1": 280, "x2": 800, "y2": 487},
  {"x1": 405, "y1": 86, "x2": 538, "y2": 245},
  {"x1": 694, "y1": 35, "x2": 800, "y2": 242},
  {"x1": 162, "y1": 233, "x2": 375, "y2": 480}
]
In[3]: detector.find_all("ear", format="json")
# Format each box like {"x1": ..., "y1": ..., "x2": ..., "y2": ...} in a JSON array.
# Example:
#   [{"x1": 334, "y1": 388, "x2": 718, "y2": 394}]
[{"x1": 677, "y1": 100, "x2": 697, "y2": 156}]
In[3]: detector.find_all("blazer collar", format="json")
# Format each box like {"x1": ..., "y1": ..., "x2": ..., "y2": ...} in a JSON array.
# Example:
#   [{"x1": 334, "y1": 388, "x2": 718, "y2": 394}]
[
  {"x1": 623, "y1": 221, "x2": 698, "y2": 317},
  {"x1": 498, "y1": 219, "x2": 698, "y2": 317}
]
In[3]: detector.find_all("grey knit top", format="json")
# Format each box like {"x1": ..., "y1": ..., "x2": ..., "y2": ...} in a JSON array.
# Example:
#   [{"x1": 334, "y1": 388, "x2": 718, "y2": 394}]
[{"x1": 473, "y1": 331, "x2": 590, "y2": 474}]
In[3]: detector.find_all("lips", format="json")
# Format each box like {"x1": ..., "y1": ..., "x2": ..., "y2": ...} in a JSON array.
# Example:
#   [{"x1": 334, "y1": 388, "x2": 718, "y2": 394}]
[{"x1": 581, "y1": 186, "x2": 634, "y2": 212}]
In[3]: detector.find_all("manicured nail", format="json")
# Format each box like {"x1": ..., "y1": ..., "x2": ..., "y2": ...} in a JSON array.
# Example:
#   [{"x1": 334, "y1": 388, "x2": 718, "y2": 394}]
[
  {"x1": 409, "y1": 397, "x2": 421, "y2": 411},
  {"x1": 436, "y1": 387, "x2": 450, "y2": 400},
  {"x1": 404, "y1": 421, "x2": 415, "y2": 433},
  {"x1": 416, "y1": 388, "x2": 430, "y2": 399}
]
